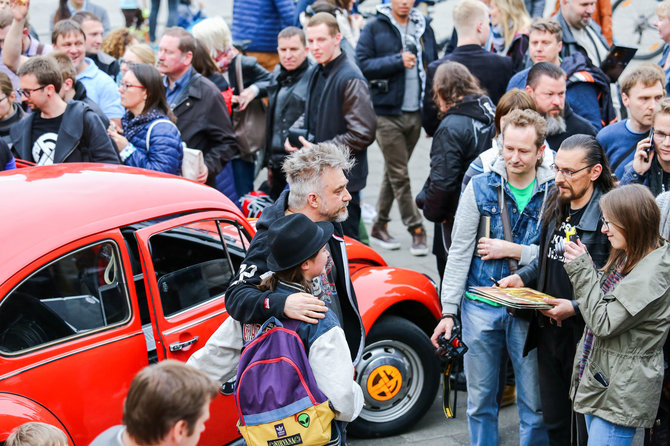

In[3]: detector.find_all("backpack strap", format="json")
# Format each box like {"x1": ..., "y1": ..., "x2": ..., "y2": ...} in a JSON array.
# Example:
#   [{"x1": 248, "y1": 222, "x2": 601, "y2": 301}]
[
  {"x1": 499, "y1": 185, "x2": 518, "y2": 274},
  {"x1": 610, "y1": 140, "x2": 640, "y2": 174},
  {"x1": 145, "y1": 118, "x2": 177, "y2": 150}
]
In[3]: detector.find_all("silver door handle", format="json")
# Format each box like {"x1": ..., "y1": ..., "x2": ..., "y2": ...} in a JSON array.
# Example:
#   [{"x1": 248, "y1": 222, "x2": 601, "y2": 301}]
[{"x1": 169, "y1": 336, "x2": 199, "y2": 352}]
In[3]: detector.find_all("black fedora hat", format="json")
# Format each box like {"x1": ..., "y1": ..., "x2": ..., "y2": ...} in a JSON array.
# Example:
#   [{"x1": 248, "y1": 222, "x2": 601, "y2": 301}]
[{"x1": 267, "y1": 213, "x2": 334, "y2": 272}]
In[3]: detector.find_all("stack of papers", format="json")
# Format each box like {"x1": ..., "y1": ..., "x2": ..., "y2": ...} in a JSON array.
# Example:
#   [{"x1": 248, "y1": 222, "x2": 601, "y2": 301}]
[{"x1": 468, "y1": 287, "x2": 557, "y2": 309}]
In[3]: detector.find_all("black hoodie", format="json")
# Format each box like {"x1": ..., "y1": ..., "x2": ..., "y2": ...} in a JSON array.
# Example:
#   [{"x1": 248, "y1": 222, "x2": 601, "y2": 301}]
[{"x1": 416, "y1": 94, "x2": 496, "y2": 222}]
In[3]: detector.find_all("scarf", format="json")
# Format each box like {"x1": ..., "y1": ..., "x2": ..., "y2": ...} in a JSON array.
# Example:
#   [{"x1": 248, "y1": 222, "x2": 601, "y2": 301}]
[
  {"x1": 217, "y1": 46, "x2": 239, "y2": 74},
  {"x1": 121, "y1": 109, "x2": 169, "y2": 145}
]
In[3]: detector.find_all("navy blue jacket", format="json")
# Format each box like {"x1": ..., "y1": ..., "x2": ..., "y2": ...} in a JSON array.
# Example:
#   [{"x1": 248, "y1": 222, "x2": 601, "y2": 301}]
[
  {"x1": 121, "y1": 116, "x2": 183, "y2": 175},
  {"x1": 356, "y1": 8, "x2": 438, "y2": 116}
]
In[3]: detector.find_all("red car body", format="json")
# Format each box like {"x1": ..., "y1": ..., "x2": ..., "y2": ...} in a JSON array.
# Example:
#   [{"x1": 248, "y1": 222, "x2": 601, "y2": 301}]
[{"x1": 0, "y1": 165, "x2": 441, "y2": 444}]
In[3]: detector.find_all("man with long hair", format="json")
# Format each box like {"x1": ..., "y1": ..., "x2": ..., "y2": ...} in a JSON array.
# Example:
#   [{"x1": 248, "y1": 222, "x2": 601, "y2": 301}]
[{"x1": 500, "y1": 134, "x2": 614, "y2": 446}]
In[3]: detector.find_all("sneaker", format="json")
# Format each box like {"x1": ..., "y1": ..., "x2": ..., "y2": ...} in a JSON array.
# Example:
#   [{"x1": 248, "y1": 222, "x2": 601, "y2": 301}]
[
  {"x1": 370, "y1": 223, "x2": 401, "y2": 250},
  {"x1": 410, "y1": 226, "x2": 429, "y2": 256}
]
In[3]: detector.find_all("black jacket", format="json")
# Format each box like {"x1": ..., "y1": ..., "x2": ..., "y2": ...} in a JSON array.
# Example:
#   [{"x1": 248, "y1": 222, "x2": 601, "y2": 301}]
[
  {"x1": 304, "y1": 53, "x2": 376, "y2": 192},
  {"x1": 10, "y1": 100, "x2": 119, "y2": 164},
  {"x1": 264, "y1": 59, "x2": 311, "y2": 168},
  {"x1": 416, "y1": 94, "x2": 496, "y2": 222},
  {"x1": 224, "y1": 189, "x2": 365, "y2": 365},
  {"x1": 422, "y1": 44, "x2": 515, "y2": 136},
  {"x1": 171, "y1": 71, "x2": 239, "y2": 185},
  {"x1": 0, "y1": 103, "x2": 25, "y2": 145},
  {"x1": 227, "y1": 54, "x2": 272, "y2": 95},
  {"x1": 545, "y1": 101, "x2": 597, "y2": 150},
  {"x1": 89, "y1": 51, "x2": 120, "y2": 80},
  {"x1": 517, "y1": 186, "x2": 611, "y2": 354},
  {"x1": 356, "y1": 7, "x2": 438, "y2": 116}
]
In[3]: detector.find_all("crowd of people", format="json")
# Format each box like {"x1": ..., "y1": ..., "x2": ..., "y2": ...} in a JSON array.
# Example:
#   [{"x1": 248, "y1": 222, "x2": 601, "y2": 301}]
[{"x1": 4, "y1": 0, "x2": 670, "y2": 445}]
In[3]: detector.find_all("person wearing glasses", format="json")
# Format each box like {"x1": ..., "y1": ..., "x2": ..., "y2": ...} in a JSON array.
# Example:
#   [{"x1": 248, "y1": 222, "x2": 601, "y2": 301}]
[
  {"x1": 621, "y1": 98, "x2": 670, "y2": 197},
  {"x1": 106, "y1": 63, "x2": 183, "y2": 176},
  {"x1": 560, "y1": 184, "x2": 670, "y2": 445},
  {"x1": 9, "y1": 56, "x2": 118, "y2": 166},
  {"x1": 499, "y1": 134, "x2": 614, "y2": 446}
]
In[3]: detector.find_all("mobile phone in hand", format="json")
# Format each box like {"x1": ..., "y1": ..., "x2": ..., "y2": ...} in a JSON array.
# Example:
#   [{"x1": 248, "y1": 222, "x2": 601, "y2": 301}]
[{"x1": 647, "y1": 128, "x2": 654, "y2": 154}]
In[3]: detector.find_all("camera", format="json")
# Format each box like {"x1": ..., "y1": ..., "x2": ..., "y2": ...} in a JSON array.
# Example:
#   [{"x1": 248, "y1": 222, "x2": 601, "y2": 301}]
[
  {"x1": 436, "y1": 318, "x2": 468, "y2": 362},
  {"x1": 555, "y1": 233, "x2": 580, "y2": 257},
  {"x1": 369, "y1": 79, "x2": 389, "y2": 93}
]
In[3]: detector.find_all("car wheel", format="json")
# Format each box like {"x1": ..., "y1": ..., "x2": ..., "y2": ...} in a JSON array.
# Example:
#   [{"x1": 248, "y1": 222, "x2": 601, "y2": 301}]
[{"x1": 348, "y1": 316, "x2": 441, "y2": 438}]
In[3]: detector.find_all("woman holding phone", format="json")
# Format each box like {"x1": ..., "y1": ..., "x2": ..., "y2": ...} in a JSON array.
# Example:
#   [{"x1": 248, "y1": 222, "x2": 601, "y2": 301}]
[{"x1": 563, "y1": 184, "x2": 670, "y2": 445}]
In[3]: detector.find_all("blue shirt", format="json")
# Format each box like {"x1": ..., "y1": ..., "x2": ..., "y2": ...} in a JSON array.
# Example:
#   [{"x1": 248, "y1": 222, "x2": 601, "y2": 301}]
[
  {"x1": 164, "y1": 67, "x2": 193, "y2": 108},
  {"x1": 596, "y1": 119, "x2": 647, "y2": 179},
  {"x1": 76, "y1": 57, "x2": 123, "y2": 119}
]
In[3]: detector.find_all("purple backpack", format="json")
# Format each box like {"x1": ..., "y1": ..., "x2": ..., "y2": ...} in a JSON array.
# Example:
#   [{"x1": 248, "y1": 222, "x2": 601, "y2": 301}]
[{"x1": 234, "y1": 317, "x2": 335, "y2": 446}]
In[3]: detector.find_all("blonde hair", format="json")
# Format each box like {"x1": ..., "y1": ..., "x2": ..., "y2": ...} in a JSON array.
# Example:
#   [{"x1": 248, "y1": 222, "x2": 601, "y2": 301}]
[
  {"x1": 453, "y1": 0, "x2": 489, "y2": 36},
  {"x1": 124, "y1": 43, "x2": 156, "y2": 66},
  {"x1": 657, "y1": 0, "x2": 670, "y2": 19},
  {"x1": 620, "y1": 63, "x2": 665, "y2": 96},
  {"x1": 653, "y1": 97, "x2": 670, "y2": 125},
  {"x1": 493, "y1": 0, "x2": 531, "y2": 51},
  {"x1": 6, "y1": 422, "x2": 68, "y2": 446},
  {"x1": 192, "y1": 16, "x2": 232, "y2": 59}
]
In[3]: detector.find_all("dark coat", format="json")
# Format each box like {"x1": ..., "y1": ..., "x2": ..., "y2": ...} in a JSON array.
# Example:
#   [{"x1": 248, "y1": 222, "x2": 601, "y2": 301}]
[
  {"x1": 416, "y1": 94, "x2": 496, "y2": 222},
  {"x1": 171, "y1": 71, "x2": 239, "y2": 185},
  {"x1": 304, "y1": 54, "x2": 376, "y2": 192},
  {"x1": 227, "y1": 54, "x2": 272, "y2": 95},
  {"x1": 264, "y1": 60, "x2": 311, "y2": 168},
  {"x1": 545, "y1": 101, "x2": 597, "y2": 150},
  {"x1": 89, "y1": 52, "x2": 120, "y2": 80},
  {"x1": 224, "y1": 189, "x2": 365, "y2": 365},
  {"x1": 10, "y1": 100, "x2": 119, "y2": 164},
  {"x1": 422, "y1": 44, "x2": 515, "y2": 136},
  {"x1": 356, "y1": 9, "x2": 438, "y2": 116},
  {"x1": 556, "y1": 10, "x2": 609, "y2": 63}
]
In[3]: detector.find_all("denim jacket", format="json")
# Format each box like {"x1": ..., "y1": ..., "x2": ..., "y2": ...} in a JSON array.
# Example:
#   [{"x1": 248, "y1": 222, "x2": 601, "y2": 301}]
[{"x1": 441, "y1": 157, "x2": 555, "y2": 314}]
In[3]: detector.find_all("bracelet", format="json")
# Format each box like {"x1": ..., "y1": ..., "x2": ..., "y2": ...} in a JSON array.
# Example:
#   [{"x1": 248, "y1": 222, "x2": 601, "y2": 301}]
[{"x1": 440, "y1": 314, "x2": 457, "y2": 321}]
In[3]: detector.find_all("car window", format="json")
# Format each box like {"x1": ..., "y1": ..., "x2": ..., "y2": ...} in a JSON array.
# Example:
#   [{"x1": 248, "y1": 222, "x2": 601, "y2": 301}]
[
  {"x1": 149, "y1": 220, "x2": 237, "y2": 317},
  {"x1": 0, "y1": 241, "x2": 130, "y2": 355}
]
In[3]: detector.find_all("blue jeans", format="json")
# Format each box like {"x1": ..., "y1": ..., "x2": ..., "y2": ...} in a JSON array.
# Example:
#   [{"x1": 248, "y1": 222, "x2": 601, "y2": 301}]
[
  {"x1": 149, "y1": 0, "x2": 179, "y2": 42},
  {"x1": 461, "y1": 297, "x2": 549, "y2": 446},
  {"x1": 584, "y1": 414, "x2": 636, "y2": 446}
]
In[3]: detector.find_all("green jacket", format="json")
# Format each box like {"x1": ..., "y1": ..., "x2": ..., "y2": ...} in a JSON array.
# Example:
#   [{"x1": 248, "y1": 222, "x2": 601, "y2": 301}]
[{"x1": 565, "y1": 242, "x2": 670, "y2": 428}]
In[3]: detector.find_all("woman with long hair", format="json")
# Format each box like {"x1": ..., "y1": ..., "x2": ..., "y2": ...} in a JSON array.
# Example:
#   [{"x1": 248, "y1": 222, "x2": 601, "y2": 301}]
[
  {"x1": 107, "y1": 63, "x2": 183, "y2": 175},
  {"x1": 489, "y1": 0, "x2": 531, "y2": 70},
  {"x1": 563, "y1": 184, "x2": 670, "y2": 445},
  {"x1": 416, "y1": 61, "x2": 496, "y2": 278}
]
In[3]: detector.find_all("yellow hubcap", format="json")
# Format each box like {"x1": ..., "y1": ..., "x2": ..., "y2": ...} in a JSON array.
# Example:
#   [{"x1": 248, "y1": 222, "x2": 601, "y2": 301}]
[{"x1": 366, "y1": 365, "x2": 403, "y2": 401}]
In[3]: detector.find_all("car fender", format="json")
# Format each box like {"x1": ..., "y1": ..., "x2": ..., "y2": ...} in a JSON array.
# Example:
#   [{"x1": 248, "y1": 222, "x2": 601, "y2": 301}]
[
  {"x1": 344, "y1": 237, "x2": 387, "y2": 267},
  {"x1": 0, "y1": 393, "x2": 73, "y2": 444},
  {"x1": 351, "y1": 266, "x2": 441, "y2": 333}
]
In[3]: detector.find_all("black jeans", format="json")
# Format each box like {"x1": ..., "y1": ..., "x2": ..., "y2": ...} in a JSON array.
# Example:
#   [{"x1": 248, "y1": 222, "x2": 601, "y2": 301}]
[{"x1": 536, "y1": 316, "x2": 587, "y2": 446}]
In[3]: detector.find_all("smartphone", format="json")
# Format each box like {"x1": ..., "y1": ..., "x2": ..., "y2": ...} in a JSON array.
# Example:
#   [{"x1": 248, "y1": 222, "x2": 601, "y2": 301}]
[{"x1": 647, "y1": 128, "x2": 654, "y2": 154}]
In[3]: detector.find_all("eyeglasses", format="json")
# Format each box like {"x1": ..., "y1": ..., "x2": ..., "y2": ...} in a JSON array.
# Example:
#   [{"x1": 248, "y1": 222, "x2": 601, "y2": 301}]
[
  {"x1": 653, "y1": 130, "x2": 670, "y2": 143},
  {"x1": 0, "y1": 95, "x2": 7, "y2": 102},
  {"x1": 17, "y1": 85, "x2": 46, "y2": 97},
  {"x1": 600, "y1": 217, "x2": 612, "y2": 231},
  {"x1": 119, "y1": 82, "x2": 146, "y2": 91},
  {"x1": 550, "y1": 163, "x2": 594, "y2": 178}
]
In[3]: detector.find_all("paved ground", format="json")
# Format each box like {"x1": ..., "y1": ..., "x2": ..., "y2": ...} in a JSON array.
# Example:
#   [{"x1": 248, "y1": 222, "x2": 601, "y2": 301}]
[{"x1": 28, "y1": 1, "x2": 646, "y2": 443}]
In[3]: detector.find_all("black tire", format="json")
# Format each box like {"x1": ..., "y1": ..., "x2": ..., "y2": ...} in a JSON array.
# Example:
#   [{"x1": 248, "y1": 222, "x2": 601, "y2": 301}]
[{"x1": 348, "y1": 316, "x2": 441, "y2": 438}]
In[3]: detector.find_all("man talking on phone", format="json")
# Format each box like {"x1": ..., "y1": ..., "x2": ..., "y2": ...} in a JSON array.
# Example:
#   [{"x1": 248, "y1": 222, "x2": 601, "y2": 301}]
[{"x1": 621, "y1": 98, "x2": 670, "y2": 197}]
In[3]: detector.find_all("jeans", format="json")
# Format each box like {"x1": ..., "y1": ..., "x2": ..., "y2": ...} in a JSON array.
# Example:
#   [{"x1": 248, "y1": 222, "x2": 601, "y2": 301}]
[
  {"x1": 461, "y1": 297, "x2": 549, "y2": 446},
  {"x1": 374, "y1": 111, "x2": 423, "y2": 230},
  {"x1": 231, "y1": 158, "x2": 255, "y2": 199},
  {"x1": 584, "y1": 414, "x2": 635, "y2": 446},
  {"x1": 149, "y1": 0, "x2": 179, "y2": 42}
]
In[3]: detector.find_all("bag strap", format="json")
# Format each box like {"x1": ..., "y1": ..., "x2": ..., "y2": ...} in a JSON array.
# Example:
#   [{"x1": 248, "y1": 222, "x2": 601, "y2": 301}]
[
  {"x1": 145, "y1": 118, "x2": 177, "y2": 150},
  {"x1": 234, "y1": 56, "x2": 244, "y2": 94},
  {"x1": 498, "y1": 185, "x2": 518, "y2": 274},
  {"x1": 610, "y1": 139, "x2": 640, "y2": 173}
]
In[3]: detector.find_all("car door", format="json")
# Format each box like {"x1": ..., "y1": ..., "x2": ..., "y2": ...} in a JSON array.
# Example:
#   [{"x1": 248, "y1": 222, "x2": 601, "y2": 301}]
[{"x1": 134, "y1": 210, "x2": 253, "y2": 445}]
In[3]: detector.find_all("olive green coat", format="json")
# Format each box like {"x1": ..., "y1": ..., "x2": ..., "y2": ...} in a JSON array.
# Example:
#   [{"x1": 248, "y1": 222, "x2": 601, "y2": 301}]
[{"x1": 565, "y1": 243, "x2": 670, "y2": 428}]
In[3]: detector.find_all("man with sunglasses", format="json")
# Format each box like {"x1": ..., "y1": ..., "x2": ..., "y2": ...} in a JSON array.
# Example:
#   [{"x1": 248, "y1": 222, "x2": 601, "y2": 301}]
[
  {"x1": 621, "y1": 98, "x2": 670, "y2": 197},
  {"x1": 499, "y1": 134, "x2": 613, "y2": 446},
  {"x1": 9, "y1": 56, "x2": 117, "y2": 165}
]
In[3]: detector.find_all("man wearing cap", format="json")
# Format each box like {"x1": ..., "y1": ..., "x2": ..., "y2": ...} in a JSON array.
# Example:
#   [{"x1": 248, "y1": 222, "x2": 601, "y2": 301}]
[{"x1": 225, "y1": 142, "x2": 365, "y2": 365}]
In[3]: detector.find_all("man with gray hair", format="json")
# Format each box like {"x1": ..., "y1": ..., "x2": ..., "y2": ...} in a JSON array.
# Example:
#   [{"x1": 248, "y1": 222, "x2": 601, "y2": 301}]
[{"x1": 225, "y1": 142, "x2": 365, "y2": 365}]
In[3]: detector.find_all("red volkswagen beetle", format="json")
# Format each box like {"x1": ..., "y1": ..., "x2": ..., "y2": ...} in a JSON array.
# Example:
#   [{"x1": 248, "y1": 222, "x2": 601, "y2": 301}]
[{"x1": 0, "y1": 165, "x2": 441, "y2": 444}]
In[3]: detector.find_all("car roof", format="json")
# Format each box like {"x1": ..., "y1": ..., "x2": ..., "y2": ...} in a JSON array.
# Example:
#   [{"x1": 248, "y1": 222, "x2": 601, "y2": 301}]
[{"x1": 0, "y1": 164, "x2": 240, "y2": 286}]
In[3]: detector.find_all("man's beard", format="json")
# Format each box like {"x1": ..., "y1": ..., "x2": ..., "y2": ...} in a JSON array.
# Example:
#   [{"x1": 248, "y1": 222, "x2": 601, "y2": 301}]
[
  {"x1": 545, "y1": 114, "x2": 567, "y2": 136},
  {"x1": 320, "y1": 205, "x2": 349, "y2": 222}
]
